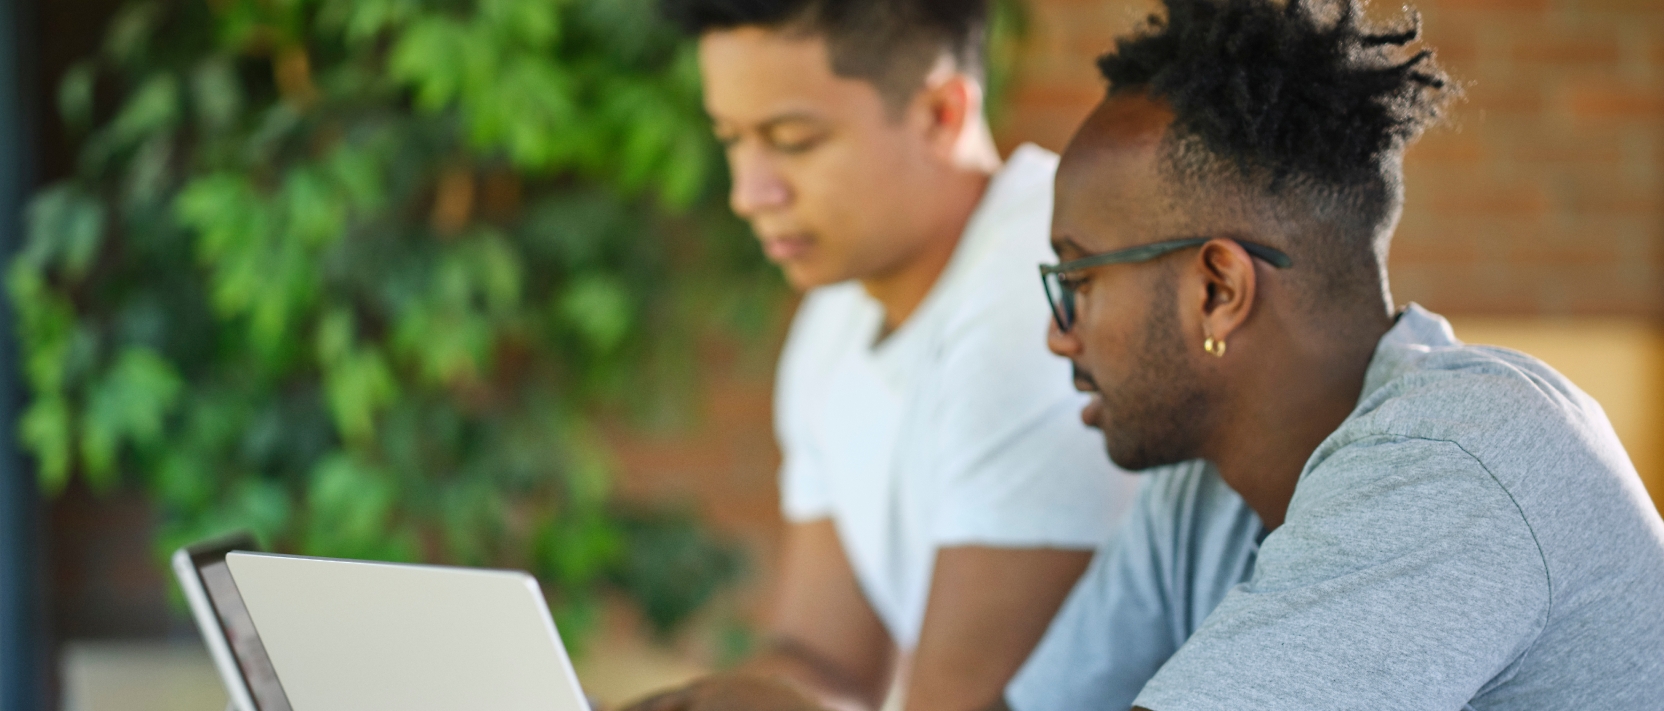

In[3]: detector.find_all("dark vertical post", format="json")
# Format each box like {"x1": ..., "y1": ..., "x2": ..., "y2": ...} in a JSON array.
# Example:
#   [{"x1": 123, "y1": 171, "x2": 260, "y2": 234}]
[{"x1": 0, "y1": 0, "x2": 43, "y2": 706}]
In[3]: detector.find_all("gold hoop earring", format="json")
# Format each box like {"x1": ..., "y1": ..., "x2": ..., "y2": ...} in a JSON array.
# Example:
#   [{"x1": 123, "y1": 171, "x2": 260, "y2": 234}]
[{"x1": 1203, "y1": 336, "x2": 1227, "y2": 358}]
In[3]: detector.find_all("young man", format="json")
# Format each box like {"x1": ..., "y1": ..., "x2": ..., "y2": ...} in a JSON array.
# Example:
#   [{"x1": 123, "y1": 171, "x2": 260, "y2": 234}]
[
  {"x1": 637, "y1": 2, "x2": 1138, "y2": 711},
  {"x1": 1010, "y1": 0, "x2": 1664, "y2": 708}
]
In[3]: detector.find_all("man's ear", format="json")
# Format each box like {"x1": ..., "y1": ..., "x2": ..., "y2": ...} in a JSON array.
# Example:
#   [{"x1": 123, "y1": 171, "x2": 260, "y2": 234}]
[
  {"x1": 913, "y1": 63, "x2": 979, "y2": 161},
  {"x1": 1193, "y1": 238, "x2": 1258, "y2": 349}
]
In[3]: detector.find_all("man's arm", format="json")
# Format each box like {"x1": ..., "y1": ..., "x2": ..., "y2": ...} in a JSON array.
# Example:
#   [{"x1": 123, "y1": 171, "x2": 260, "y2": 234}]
[
  {"x1": 623, "y1": 520, "x2": 891, "y2": 711},
  {"x1": 621, "y1": 534, "x2": 1092, "y2": 711},
  {"x1": 744, "y1": 519, "x2": 895, "y2": 710},
  {"x1": 902, "y1": 546, "x2": 1091, "y2": 711}
]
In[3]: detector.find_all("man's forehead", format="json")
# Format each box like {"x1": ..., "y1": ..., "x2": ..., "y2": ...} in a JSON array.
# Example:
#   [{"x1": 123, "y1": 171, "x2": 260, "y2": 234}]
[
  {"x1": 698, "y1": 26, "x2": 875, "y2": 126},
  {"x1": 1053, "y1": 94, "x2": 1177, "y2": 254}
]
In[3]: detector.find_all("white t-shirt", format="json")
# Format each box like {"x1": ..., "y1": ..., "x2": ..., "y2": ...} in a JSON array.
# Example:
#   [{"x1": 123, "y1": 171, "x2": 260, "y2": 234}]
[{"x1": 774, "y1": 144, "x2": 1138, "y2": 650}]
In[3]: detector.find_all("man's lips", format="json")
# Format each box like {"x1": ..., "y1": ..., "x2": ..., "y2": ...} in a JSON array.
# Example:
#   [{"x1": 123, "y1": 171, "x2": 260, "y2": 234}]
[
  {"x1": 760, "y1": 234, "x2": 813, "y2": 262},
  {"x1": 1071, "y1": 364, "x2": 1103, "y2": 428},
  {"x1": 1071, "y1": 363, "x2": 1099, "y2": 393},
  {"x1": 1081, "y1": 393, "x2": 1104, "y2": 429}
]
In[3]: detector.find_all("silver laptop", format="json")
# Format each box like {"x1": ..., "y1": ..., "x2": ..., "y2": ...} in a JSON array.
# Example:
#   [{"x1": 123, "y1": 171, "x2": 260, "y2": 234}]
[
  {"x1": 220, "y1": 551, "x2": 589, "y2": 711},
  {"x1": 172, "y1": 532, "x2": 291, "y2": 711}
]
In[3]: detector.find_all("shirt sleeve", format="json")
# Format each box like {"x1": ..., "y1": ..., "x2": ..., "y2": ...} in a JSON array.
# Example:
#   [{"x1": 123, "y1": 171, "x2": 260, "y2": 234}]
[
  {"x1": 1007, "y1": 478, "x2": 1178, "y2": 711},
  {"x1": 926, "y1": 267, "x2": 1136, "y2": 548},
  {"x1": 1133, "y1": 436, "x2": 1551, "y2": 711},
  {"x1": 1008, "y1": 461, "x2": 1260, "y2": 711},
  {"x1": 775, "y1": 294, "x2": 833, "y2": 522}
]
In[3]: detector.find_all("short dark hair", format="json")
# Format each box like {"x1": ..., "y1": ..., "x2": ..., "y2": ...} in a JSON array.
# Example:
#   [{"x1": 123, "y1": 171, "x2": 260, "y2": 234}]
[
  {"x1": 662, "y1": 0, "x2": 990, "y2": 113},
  {"x1": 1099, "y1": 0, "x2": 1454, "y2": 302}
]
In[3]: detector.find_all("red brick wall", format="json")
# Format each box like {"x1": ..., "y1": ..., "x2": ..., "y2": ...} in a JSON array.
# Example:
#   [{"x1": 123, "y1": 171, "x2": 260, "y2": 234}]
[{"x1": 1002, "y1": 0, "x2": 1664, "y2": 317}]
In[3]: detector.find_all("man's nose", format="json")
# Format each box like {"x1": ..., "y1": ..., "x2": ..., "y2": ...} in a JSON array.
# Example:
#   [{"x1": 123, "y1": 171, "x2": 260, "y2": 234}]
[
  {"x1": 729, "y1": 150, "x2": 790, "y2": 218},
  {"x1": 1047, "y1": 316, "x2": 1080, "y2": 357}
]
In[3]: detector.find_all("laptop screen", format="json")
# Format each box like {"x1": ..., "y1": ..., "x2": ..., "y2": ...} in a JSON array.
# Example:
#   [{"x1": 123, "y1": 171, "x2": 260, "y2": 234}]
[{"x1": 195, "y1": 552, "x2": 294, "y2": 711}]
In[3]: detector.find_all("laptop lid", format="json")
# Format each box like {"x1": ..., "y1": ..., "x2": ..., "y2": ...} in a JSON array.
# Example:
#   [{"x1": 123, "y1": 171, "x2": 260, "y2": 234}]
[
  {"x1": 170, "y1": 533, "x2": 293, "y2": 711},
  {"x1": 224, "y1": 552, "x2": 588, "y2": 711}
]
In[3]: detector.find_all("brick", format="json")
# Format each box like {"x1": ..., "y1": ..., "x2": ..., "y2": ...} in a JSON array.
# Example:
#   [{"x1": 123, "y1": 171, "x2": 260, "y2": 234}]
[
  {"x1": 1011, "y1": 83, "x2": 1104, "y2": 109},
  {"x1": 1407, "y1": 129, "x2": 1488, "y2": 165},
  {"x1": 1431, "y1": 0, "x2": 1549, "y2": 13},
  {"x1": 1557, "y1": 177, "x2": 1662, "y2": 216},
  {"x1": 1431, "y1": 36, "x2": 1481, "y2": 67},
  {"x1": 1425, "y1": 182, "x2": 1554, "y2": 217},
  {"x1": 1510, "y1": 37, "x2": 1624, "y2": 66},
  {"x1": 1503, "y1": 128, "x2": 1626, "y2": 165},
  {"x1": 1464, "y1": 82, "x2": 1547, "y2": 114},
  {"x1": 1566, "y1": 84, "x2": 1664, "y2": 118},
  {"x1": 1566, "y1": 0, "x2": 1664, "y2": 14}
]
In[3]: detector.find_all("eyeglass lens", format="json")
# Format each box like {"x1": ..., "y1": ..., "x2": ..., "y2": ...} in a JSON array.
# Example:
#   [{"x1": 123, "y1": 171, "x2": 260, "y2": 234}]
[{"x1": 1043, "y1": 271, "x2": 1075, "y2": 332}]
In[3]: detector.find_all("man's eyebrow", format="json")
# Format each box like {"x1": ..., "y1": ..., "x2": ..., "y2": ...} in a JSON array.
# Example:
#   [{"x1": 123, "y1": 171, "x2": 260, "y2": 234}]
[{"x1": 1050, "y1": 235, "x2": 1087, "y2": 258}]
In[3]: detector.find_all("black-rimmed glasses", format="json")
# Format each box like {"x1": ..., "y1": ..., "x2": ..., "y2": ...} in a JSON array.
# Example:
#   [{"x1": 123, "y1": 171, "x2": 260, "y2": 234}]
[{"x1": 1039, "y1": 237, "x2": 1294, "y2": 332}]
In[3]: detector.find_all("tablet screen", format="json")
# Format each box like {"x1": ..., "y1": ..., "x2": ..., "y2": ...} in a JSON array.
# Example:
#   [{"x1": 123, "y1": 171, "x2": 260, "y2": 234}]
[{"x1": 194, "y1": 550, "x2": 294, "y2": 711}]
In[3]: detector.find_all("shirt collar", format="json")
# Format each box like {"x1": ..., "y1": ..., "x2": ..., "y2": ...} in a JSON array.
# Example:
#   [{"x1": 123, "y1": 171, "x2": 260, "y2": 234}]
[{"x1": 1358, "y1": 303, "x2": 1461, "y2": 406}]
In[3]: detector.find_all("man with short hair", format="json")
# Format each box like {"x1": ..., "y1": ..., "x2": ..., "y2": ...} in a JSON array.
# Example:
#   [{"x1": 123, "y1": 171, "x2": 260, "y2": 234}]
[
  {"x1": 1008, "y1": 0, "x2": 1664, "y2": 708},
  {"x1": 635, "y1": 2, "x2": 1138, "y2": 711}
]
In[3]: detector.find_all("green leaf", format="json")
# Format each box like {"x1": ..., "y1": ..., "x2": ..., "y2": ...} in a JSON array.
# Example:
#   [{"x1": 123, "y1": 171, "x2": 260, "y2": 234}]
[
  {"x1": 103, "y1": 2, "x2": 164, "y2": 64},
  {"x1": 22, "y1": 185, "x2": 104, "y2": 280},
  {"x1": 660, "y1": 129, "x2": 711, "y2": 210},
  {"x1": 535, "y1": 510, "x2": 622, "y2": 590},
  {"x1": 232, "y1": 478, "x2": 294, "y2": 543},
  {"x1": 393, "y1": 303, "x2": 493, "y2": 385},
  {"x1": 79, "y1": 347, "x2": 184, "y2": 489},
  {"x1": 305, "y1": 453, "x2": 400, "y2": 559},
  {"x1": 154, "y1": 451, "x2": 214, "y2": 512},
  {"x1": 20, "y1": 396, "x2": 73, "y2": 494},
  {"x1": 191, "y1": 59, "x2": 244, "y2": 131},
  {"x1": 480, "y1": 0, "x2": 562, "y2": 49},
  {"x1": 109, "y1": 73, "x2": 181, "y2": 147},
  {"x1": 559, "y1": 274, "x2": 631, "y2": 353},
  {"x1": 325, "y1": 143, "x2": 385, "y2": 214},
  {"x1": 335, "y1": 0, "x2": 419, "y2": 42},
  {"x1": 123, "y1": 135, "x2": 174, "y2": 211},
  {"x1": 176, "y1": 173, "x2": 265, "y2": 263},
  {"x1": 58, "y1": 62, "x2": 96, "y2": 130},
  {"x1": 282, "y1": 167, "x2": 347, "y2": 247},
  {"x1": 316, "y1": 311, "x2": 399, "y2": 443},
  {"x1": 389, "y1": 18, "x2": 471, "y2": 110},
  {"x1": 464, "y1": 232, "x2": 524, "y2": 315},
  {"x1": 611, "y1": 508, "x2": 744, "y2": 636}
]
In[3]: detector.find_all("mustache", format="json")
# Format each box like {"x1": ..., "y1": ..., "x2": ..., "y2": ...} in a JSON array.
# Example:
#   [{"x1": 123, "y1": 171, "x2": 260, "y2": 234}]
[{"x1": 1072, "y1": 364, "x2": 1098, "y2": 390}]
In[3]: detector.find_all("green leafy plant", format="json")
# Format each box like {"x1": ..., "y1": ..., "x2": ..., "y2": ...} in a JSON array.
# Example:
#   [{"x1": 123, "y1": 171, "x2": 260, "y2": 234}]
[
  {"x1": 15, "y1": 0, "x2": 1031, "y2": 651},
  {"x1": 14, "y1": 0, "x2": 780, "y2": 645}
]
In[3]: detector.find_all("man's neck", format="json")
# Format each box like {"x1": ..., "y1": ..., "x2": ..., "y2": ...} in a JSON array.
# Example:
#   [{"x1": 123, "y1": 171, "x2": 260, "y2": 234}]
[
  {"x1": 861, "y1": 168, "x2": 992, "y2": 336},
  {"x1": 1206, "y1": 312, "x2": 1394, "y2": 530}
]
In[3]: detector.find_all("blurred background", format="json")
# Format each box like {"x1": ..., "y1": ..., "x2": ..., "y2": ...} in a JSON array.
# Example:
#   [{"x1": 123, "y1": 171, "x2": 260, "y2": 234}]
[{"x1": 0, "y1": 0, "x2": 1658, "y2": 710}]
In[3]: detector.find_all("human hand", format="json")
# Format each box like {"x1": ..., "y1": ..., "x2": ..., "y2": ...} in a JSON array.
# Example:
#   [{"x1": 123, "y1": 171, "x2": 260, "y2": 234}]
[{"x1": 622, "y1": 673, "x2": 826, "y2": 711}]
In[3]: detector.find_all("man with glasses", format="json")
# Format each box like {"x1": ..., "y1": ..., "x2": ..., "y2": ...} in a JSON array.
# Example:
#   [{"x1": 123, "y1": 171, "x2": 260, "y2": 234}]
[
  {"x1": 631, "y1": 2, "x2": 1140, "y2": 711},
  {"x1": 1002, "y1": 0, "x2": 1664, "y2": 708}
]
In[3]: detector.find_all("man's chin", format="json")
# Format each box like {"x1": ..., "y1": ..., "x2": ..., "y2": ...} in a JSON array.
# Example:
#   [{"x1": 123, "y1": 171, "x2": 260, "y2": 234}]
[
  {"x1": 777, "y1": 261, "x2": 844, "y2": 292},
  {"x1": 1102, "y1": 431, "x2": 1187, "y2": 473}
]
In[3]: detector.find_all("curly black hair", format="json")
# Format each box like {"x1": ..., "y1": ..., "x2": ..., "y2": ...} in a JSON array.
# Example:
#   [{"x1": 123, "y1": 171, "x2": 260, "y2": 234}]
[
  {"x1": 661, "y1": 0, "x2": 989, "y2": 112},
  {"x1": 1102, "y1": 0, "x2": 1450, "y2": 187},
  {"x1": 1097, "y1": 0, "x2": 1454, "y2": 302}
]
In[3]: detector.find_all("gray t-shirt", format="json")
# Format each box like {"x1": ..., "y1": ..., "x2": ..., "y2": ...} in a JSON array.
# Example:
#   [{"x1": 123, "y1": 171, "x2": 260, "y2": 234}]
[
  {"x1": 1007, "y1": 461, "x2": 1260, "y2": 711},
  {"x1": 1018, "y1": 304, "x2": 1664, "y2": 710}
]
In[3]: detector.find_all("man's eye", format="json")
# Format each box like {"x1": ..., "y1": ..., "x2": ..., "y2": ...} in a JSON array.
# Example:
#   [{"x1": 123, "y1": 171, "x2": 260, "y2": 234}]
[
  {"x1": 1058, "y1": 273, "x2": 1090, "y2": 291},
  {"x1": 767, "y1": 131, "x2": 826, "y2": 155}
]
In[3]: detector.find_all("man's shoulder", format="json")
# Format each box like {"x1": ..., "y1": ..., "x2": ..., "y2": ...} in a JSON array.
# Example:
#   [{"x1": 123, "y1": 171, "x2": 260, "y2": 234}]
[{"x1": 1337, "y1": 339, "x2": 1615, "y2": 467}]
